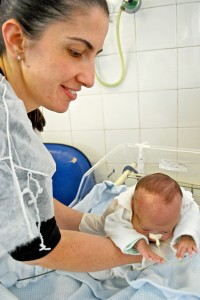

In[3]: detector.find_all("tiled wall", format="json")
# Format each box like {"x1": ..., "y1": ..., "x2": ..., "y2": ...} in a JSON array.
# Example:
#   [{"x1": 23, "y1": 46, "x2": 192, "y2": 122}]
[{"x1": 42, "y1": 0, "x2": 200, "y2": 166}]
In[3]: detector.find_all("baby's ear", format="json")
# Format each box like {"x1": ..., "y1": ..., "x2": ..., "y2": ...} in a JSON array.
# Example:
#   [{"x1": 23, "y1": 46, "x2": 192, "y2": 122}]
[{"x1": 2, "y1": 19, "x2": 25, "y2": 59}]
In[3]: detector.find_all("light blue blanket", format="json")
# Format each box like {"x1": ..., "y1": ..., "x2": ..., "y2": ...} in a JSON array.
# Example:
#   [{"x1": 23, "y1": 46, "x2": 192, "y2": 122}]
[{"x1": 4, "y1": 181, "x2": 200, "y2": 299}]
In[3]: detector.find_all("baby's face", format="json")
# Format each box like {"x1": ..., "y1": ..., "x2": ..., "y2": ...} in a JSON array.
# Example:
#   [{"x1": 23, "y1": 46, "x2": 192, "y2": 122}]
[
  {"x1": 132, "y1": 190, "x2": 181, "y2": 242},
  {"x1": 132, "y1": 214, "x2": 176, "y2": 241}
]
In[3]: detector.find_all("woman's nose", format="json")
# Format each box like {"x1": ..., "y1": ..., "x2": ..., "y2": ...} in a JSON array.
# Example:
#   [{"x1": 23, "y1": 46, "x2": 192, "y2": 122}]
[{"x1": 77, "y1": 63, "x2": 95, "y2": 88}]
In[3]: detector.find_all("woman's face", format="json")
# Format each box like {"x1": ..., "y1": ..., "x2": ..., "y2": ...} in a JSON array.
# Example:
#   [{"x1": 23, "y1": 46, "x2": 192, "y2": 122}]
[{"x1": 21, "y1": 7, "x2": 109, "y2": 112}]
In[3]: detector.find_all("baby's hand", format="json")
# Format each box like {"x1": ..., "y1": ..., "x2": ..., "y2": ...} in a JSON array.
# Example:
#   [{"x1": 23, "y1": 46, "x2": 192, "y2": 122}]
[
  {"x1": 174, "y1": 235, "x2": 198, "y2": 259},
  {"x1": 135, "y1": 239, "x2": 164, "y2": 263}
]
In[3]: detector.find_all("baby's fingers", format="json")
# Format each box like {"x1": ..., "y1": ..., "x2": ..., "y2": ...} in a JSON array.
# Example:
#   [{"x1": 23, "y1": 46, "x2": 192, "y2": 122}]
[
  {"x1": 145, "y1": 251, "x2": 164, "y2": 263},
  {"x1": 176, "y1": 245, "x2": 186, "y2": 259},
  {"x1": 176, "y1": 245, "x2": 198, "y2": 259},
  {"x1": 187, "y1": 246, "x2": 198, "y2": 257}
]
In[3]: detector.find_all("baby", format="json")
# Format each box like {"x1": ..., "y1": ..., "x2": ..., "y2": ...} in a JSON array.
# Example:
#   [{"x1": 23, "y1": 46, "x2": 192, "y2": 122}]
[{"x1": 80, "y1": 173, "x2": 200, "y2": 279}]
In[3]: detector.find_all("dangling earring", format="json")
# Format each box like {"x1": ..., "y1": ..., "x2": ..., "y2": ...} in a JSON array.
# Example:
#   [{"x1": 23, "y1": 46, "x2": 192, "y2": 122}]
[{"x1": 17, "y1": 55, "x2": 22, "y2": 62}]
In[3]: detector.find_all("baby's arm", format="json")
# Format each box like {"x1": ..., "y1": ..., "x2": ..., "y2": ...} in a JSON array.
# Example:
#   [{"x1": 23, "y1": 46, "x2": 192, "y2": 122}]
[
  {"x1": 173, "y1": 235, "x2": 198, "y2": 259},
  {"x1": 135, "y1": 239, "x2": 164, "y2": 263},
  {"x1": 171, "y1": 188, "x2": 200, "y2": 258}
]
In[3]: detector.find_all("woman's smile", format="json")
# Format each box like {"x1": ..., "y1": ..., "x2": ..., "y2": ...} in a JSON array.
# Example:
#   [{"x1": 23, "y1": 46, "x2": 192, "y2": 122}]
[{"x1": 61, "y1": 85, "x2": 78, "y2": 101}]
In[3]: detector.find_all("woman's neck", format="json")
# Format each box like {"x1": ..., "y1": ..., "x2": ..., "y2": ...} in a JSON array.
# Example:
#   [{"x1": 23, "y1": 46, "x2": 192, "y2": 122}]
[
  {"x1": 0, "y1": 55, "x2": 37, "y2": 113},
  {"x1": 0, "y1": 56, "x2": 7, "y2": 78}
]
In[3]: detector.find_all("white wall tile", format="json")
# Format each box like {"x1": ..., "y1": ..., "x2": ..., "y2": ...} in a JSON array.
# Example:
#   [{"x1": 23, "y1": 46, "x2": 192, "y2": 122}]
[
  {"x1": 72, "y1": 131, "x2": 106, "y2": 164},
  {"x1": 98, "y1": 53, "x2": 138, "y2": 93},
  {"x1": 107, "y1": 0, "x2": 177, "y2": 13},
  {"x1": 79, "y1": 82, "x2": 101, "y2": 96},
  {"x1": 178, "y1": 88, "x2": 200, "y2": 127},
  {"x1": 138, "y1": 49, "x2": 177, "y2": 91},
  {"x1": 102, "y1": 93, "x2": 139, "y2": 129},
  {"x1": 101, "y1": 13, "x2": 119, "y2": 56},
  {"x1": 43, "y1": 108, "x2": 71, "y2": 131},
  {"x1": 41, "y1": 131, "x2": 72, "y2": 145},
  {"x1": 141, "y1": 0, "x2": 176, "y2": 8},
  {"x1": 178, "y1": 46, "x2": 200, "y2": 88},
  {"x1": 139, "y1": 90, "x2": 177, "y2": 128},
  {"x1": 102, "y1": 11, "x2": 136, "y2": 56},
  {"x1": 136, "y1": 5, "x2": 176, "y2": 51},
  {"x1": 135, "y1": 140, "x2": 178, "y2": 167},
  {"x1": 120, "y1": 12, "x2": 137, "y2": 53},
  {"x1": 105, "y1": 129, "x2": 140, "y2": 152},
  {"x1": 141, "y1": 128, "x2": 178, "y2": 147},
  {"x1": 178, "y1": 128, "x2": 200, "y2": 149},
  {"x1": 177, "y1": 2, "x2": 200, "y2": 47},
  {"x1": 177, "y1": 0, "x2": 200, "y2": 4},
  {"x1": 107, "y1": 0, "x2": 122, "y2": 13},
  {"x1": 69, "y1": 95, "x2": 104, "y2": 130},
  {"x1": 97, "y1": 53, "x2": 124, "y2": 87}
]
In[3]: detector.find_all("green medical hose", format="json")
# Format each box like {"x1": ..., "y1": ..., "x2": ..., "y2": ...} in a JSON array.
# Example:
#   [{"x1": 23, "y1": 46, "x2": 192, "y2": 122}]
[{"x1": 95, "y1": 9, "x2": 126, "y2": 88}]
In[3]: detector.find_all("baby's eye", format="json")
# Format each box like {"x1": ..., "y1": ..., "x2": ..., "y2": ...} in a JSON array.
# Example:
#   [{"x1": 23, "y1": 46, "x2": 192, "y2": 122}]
[{"x1": 69, "y1": 49, "x2": 82, "y2": 58}]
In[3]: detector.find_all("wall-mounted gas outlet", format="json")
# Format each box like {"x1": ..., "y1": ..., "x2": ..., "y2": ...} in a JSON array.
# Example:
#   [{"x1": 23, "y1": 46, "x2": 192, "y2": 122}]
[{"x1": 121, "y1": 0, "x2": 141, "y2": 14}]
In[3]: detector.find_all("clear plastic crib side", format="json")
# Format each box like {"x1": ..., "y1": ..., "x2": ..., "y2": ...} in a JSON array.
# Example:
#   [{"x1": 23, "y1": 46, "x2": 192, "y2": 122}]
[{"x1": 70, "y1": 143, "x2": 200, "y2": 207}]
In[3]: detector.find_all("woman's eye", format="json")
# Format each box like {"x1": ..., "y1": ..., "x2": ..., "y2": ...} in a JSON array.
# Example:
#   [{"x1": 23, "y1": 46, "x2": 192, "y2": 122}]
[{"x1": 69, "y1": 49, "x2": 82, "y2": 58}]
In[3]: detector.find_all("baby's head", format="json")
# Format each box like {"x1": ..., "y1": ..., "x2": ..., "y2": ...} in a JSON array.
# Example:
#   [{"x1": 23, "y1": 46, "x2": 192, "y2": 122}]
[{"x1": 131, "y1": 173, "x2": 182, "y2": 241}]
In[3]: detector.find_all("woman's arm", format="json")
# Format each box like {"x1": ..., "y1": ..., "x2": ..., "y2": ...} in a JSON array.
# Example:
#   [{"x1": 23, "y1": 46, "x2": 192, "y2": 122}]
[
  {"x1": 24, "y1": 199, "x2": 142, "y2": 272},
  {"x1": 53, "y1": 198, "x2": 83, "y2": 231},
  {"x1": 26, "y1": 230, "x2": 142, "y2": 272}
]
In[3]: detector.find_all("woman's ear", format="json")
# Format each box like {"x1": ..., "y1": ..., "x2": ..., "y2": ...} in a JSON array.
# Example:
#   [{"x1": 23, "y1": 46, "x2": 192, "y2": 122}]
[{"x1": 2, "y1": 19, "x2": 25, "y2": 58}]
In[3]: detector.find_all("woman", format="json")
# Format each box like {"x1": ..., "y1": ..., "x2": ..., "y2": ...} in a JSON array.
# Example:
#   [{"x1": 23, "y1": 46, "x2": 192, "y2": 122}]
[{"x1": 0, "y1": 0, "x2": 141, "y2": 274}]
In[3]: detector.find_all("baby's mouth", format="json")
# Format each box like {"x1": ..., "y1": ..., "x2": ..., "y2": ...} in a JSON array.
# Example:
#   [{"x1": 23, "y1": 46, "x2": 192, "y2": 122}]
[{"x1": 149, "y1": 233, "x2": 163, "y2": 247}]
